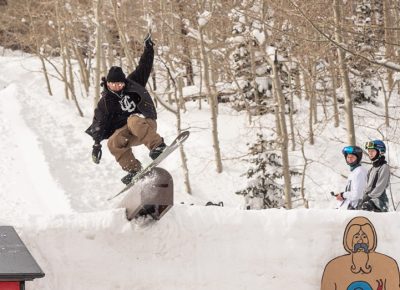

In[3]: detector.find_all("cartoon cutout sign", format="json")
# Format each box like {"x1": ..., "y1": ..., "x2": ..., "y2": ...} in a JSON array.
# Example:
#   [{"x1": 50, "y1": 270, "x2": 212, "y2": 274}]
[{"x1": 321, "y1": 216, "x2": 400, "y2": 290}]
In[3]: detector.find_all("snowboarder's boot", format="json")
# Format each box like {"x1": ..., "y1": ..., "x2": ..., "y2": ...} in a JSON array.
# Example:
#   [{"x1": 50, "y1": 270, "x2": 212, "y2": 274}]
[
  {"x1": 149, "y1": 139, "x2": 167, "y2": 160},
  {"x1": 121, "y1": 170, "x2": 139, "y2": 185}
]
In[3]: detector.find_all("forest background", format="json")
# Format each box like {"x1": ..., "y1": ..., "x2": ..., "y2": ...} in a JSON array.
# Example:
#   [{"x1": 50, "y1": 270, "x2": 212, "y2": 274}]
[{"x1": 1, "y1": 0, "x2": 400, "y2": 210}]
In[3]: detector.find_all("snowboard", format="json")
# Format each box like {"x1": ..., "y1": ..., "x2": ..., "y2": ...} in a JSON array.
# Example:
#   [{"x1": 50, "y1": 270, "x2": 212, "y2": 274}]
[{"x1": 108, "y1": 130, "x2": 190, "y2": 201}]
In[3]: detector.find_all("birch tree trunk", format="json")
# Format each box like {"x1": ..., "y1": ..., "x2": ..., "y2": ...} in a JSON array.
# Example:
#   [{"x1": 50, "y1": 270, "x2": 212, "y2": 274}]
[
  {"x1": 199, "y1": 26, "x2": 223, "y2": 173},
  {"x1": 110, "y1": 0, "x2": 134, "y2": 70},
  {"x1": 383, "y1": 0, "x2": 394, "y2": 91},
  {"x1": 309, "y1": 64, "x2": 318, "y2": 125},
  {"x1": 27, "y1": 0, "x2": 52, "y2": 96},
  {"x1": 155, "y1": 58, "x2": 192, "y2": 194},
  {"x1": 328, "y1": 53, "x2": 340, "y2": 127},
  {"x1": 333, "y1": 0, "x2": 356, "y2": 145},
  {"x1": 94, "y1": 0, "x2": 102, "y2": 106},
  {"x1": 304, "y1": 74, "x2": 314, "y2": 145},
  {"x1": 299, "y1": 137, "x2": 309, "y2": 209},
  {"x1": 294, "y1": 66, "x2": 301, "y2": 100},
  {"x1": 39, "y1": 54, "x2": 53, "y2": 96},
  {"x1": 287, "y1": 62, "x2": 296, "y2": 150},
  {"x1": 72, "y1": 45, "x2": 90, "y2": 96},
  {"x1": 383, "y1": 0, "x2": 393, "y2": 126},
  {"x1": 65, "y1": 42, "x2": 83, "y2": 117},
  {"x1": 55, "y1": 0, "x2": 69, "y2": 100},
  {"x1": 176, "y1": 77, "x2": 192, "y2": 194},
  {"x1": 248, "y1": 41, "x2": 261, "y2": 116},
  {"x1": 271, "y1": 52, "x2": 292, "y2": 209},
  {"x1": 177, "y1": 0, "x2": 194, "y2": 86}
]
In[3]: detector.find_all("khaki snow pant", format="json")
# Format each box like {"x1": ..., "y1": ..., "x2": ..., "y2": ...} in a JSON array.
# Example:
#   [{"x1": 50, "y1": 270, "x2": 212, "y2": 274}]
[{"x1": 107, "y1": 115, "x2": 162, "y2": 172}]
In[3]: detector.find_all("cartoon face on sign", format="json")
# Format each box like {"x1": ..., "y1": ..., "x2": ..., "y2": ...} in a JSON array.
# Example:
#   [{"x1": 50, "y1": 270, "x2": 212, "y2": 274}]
[{"x1": 321, "y1": 216, "x2": 400, "y2": 290}]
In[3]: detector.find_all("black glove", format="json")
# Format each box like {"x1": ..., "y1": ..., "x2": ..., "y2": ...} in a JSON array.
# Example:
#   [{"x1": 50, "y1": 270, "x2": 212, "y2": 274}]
[
  {"x1": 100, "y1": 76, "x2": 106, "y2": 87},
  {"x1": 144, "y1": 33, "x2": 154, "y2": 48},
  {"x1": 362, "y1": 195, "x2": 371, "y2": 204},
  {"x1": 92, "y1": 143, "x2": 102, "y2": 164}
]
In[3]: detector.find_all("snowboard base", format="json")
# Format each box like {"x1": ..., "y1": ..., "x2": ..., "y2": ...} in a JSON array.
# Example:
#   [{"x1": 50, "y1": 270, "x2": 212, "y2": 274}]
[{"x1": 118, "y1": 167, "x2": 173, "y2": 221}]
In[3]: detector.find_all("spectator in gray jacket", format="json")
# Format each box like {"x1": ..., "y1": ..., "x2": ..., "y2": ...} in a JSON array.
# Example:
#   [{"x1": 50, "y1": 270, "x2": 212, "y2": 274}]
[{"x1": 359, "y1": 140, "x2": 390, "y2": 212}]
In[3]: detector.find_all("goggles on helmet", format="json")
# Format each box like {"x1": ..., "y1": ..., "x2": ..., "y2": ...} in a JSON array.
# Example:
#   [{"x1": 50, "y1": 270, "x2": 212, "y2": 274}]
[
  {"x1": 342, "y1": 146, "x2": 357, "y2": 155},
  {"x1": 365, "y1": 141, "x2": 376, "y2": 150}
]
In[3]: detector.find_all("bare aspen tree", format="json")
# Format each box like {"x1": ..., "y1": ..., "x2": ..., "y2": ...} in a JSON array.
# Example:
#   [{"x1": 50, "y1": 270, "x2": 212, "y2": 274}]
[
  {"x1": 270, "y1": 51, "x2": 292, "y2": 209},
  {"x1": 103, "y1": 29, "x2": 115, "y2": 69},
  {"x1": 289, "y1": 86, "x2": 296, "y2": 151},
  {"x1": 394, "y1": 1, "x2": 400, "y2": 75},
  {"x1": 24, "y1": 0, "x2": 53, "y2": 97},
  {"x1": 110, "y1": 0, "x2": 134, "y2": 70},
  {"x1": 298, "y1": 132, "x2": 310, "y2": 208},
  {"x1": 197, "y1": 11, "x2": 223, "y2": 173},
  {"x1": 285, "y1": 61, "x2": 296, "y2": 150},
  {"x1": 177, "y1": 76, "x2": 187, "y2": 112},
  {"x1": 176, "y1": 76, "x2": 192, "y2": 194},
  {"x1": 155, "y1": 57, "x2": 192, "y2": 194},
  {"x1": 311, "y1": 76, "x2": 318, "y2": 126},
  {"x1": 328, "y1": 51, "x2": 340, "y2": 128},
  {"x1": 51, "y1": 0, "x2": 84, "y2": 116},
  {"x1": 383, "y1": 0, "x2": 394, "y2": 91},
  {"x1": 163, "y1": 52, "x2": 187, "y2": 111},
  {"x1": 72, "y1": 44, "x2": 90, "y2": 96},
  {"x1": 176, "y1": 0, "x2": 194, "y2": 86},
  {"x1": 248, "y1": 40, "x2": 261, "y2": 116},
  {"x1": 94, "y1": 0, "x2": 103, "y2": 106},
  {"x1": 67, "y1": 0, "x2": 91, "y2": 96},
  {"x1": 294, "y1": 68, "x2": 301, "y2": 100},
  {"x1": 333, "y1": 0, "x2": 356, "y2": 146},
  {"x1": 377, "y1": 73, "x2": 391, "y2": 127},
  {"x1": 64, "y1": 31, "x2": 84, "y2": 117},
  {"x1": 54, "y1": 0, "x2": 70, "y2": 100},
  {"x1": 197, "y1": 48, "x2": 203, "y2": 110},
  {"x1": 39, "y1": 50, "x2": 53, "y2": 96},
  {"x1": 382, "y1": 0, "x2": 395, "y2": 126},
  {"x1": 304, "y1": 73, "x2": 314, "y2": 145}
]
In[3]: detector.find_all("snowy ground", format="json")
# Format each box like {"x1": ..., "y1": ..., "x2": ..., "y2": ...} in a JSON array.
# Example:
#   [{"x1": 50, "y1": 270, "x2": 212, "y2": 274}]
[{"x1": 0, "y1": 50, "x2": 400, "y2": 290}]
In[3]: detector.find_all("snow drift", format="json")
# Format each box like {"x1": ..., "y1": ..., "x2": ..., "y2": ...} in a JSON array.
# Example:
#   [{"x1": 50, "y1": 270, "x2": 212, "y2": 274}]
[{"x1": 8, "y1": 208, "x2": 400, "y2": 290}]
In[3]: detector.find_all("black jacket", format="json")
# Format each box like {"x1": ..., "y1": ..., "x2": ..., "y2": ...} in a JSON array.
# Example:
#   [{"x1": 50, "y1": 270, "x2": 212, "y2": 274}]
[{"x1": 86, "y1": 46, "x2": 157, "y2": 143}]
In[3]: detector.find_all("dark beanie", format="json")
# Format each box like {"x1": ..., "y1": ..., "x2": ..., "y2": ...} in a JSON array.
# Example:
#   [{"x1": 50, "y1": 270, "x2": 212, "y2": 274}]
[{"x1": 106, "y1": 66, "x2": 126, "y2": 82}]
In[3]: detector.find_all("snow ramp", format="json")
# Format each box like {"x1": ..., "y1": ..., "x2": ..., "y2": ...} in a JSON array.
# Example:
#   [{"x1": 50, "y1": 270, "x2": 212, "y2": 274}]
[{"x1": 9, "y1": 207, "x2": 400, "y2": 290}]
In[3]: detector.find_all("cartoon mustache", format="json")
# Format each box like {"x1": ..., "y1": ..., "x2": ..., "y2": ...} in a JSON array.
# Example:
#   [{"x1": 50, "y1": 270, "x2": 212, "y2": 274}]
[{"x1": 353, "y1": 243, "x2": 369, "y2": 253}]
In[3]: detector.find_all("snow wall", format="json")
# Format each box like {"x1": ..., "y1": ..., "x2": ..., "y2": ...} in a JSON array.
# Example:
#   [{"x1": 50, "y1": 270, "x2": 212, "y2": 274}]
[{"x1": 8, "y1": 207, "x2": 400, "y2": 290}]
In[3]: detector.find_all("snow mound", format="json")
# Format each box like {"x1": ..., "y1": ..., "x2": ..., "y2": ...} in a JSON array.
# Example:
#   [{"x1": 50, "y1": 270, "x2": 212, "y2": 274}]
[{"x1": 8, "y1": 207, "x2": 400, "y2": 290}]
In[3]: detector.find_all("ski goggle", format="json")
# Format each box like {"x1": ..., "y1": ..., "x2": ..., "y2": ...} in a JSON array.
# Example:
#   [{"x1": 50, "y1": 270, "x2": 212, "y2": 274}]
[
  {"x1": 342, "y1": 146, "x2": 357, "y2": 155},
  {"x1": 365, "y1": 141, "x2": 375, "y2": 150}
]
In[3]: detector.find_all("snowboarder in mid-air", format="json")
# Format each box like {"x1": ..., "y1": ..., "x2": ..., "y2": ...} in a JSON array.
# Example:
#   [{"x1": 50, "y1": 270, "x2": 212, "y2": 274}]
[{"x1": 86, "y1": 33, "x2": 166, "y2": 185}]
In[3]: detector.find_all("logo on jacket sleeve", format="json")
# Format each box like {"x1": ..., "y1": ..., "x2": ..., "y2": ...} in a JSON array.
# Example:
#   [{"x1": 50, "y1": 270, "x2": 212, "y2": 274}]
[{"x1": 119, "y1": 95, "x2": 136, "y2": 113}]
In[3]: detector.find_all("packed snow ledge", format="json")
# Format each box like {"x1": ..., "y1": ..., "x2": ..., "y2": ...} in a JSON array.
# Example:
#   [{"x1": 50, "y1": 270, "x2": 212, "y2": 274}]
[{"x1": 4, "y1": 208, "x2": 399, "y2": 290}]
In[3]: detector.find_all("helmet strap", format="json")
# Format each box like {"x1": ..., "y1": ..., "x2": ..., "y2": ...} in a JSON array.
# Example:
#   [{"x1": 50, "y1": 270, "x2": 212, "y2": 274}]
[{"x1": 370, "y1": 149, "x2": 380, "y2": 162}]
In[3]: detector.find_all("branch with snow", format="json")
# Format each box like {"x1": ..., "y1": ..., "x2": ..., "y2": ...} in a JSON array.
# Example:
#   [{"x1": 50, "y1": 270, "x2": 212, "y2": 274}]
[{"x1": 288, "y1": 0, "x2": 400, "y2": 72}]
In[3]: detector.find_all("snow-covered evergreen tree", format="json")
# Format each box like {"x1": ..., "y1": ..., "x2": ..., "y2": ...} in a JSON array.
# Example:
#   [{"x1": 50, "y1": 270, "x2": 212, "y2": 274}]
[
  {"x1": 226, "y1": 6, "x2": 272, "y2": 115},
  {"x1": 236, "y1": 134, "x2": 301, "y2": 209},
  {"x1": 348, "y1": 0, "x2": 380, "y2": 104}
]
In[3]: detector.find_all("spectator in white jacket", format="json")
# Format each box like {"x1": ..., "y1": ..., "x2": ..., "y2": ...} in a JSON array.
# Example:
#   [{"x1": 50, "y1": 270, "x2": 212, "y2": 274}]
[{"x1": 334, "y1": 146, "x2": 368, "y2": 210}]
